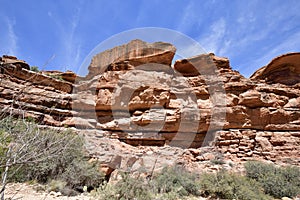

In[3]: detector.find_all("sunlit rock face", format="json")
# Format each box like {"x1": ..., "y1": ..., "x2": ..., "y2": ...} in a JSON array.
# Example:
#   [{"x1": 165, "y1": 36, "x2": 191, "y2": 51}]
[
  {"x1": 0, "y1": 40, "x2": 299, "y2": 166},
  {"x1": 87, "y1": 39, "x2": 176, "y2": 77}
]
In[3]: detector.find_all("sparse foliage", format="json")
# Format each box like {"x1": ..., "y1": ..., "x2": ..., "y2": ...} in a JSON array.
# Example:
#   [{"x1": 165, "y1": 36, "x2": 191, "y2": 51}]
[
  {"x1": 95, "y1": 173, "x2": 152, "y2": 200},
  {"x1": 94, "y1": 162, "x2": 299, "y2": 200},
  {"x1": 245, "y1": 161, "x2": 300, "y2": 198},
  {"x1": 95, "y1": 166, "x2": 201, "y2": 200},
  {"x1": 153, "y1": 165, "x2": 200, "y2": 197},
  {"x1": 48, "y1": 74, "x2": 64, "y2": 81},
  {"x1": 0, "y1": 116, "x2": 104, "y2": 199},
  {"x1": 1, "y1": 113, "x2": 299, "y2": 200},
  {"x1": 199, "y1": 170, "x2": 271, "y2": 200}
]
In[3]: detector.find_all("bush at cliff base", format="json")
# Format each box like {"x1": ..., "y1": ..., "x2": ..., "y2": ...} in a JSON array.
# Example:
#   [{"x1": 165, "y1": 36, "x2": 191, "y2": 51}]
[{"x1": 0, "y1": 116, "x2": 104, "y2": 195}]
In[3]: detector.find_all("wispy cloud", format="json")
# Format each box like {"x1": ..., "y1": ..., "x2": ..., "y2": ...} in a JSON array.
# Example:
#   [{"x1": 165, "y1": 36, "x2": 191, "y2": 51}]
[
  {"x1": 198, "y1": 18, "x2": 226, "y2": 54},
  {"x1": 48, "y1": 5, "x2": 82, "y2": 71},
  {"x1": 6, "y1": 18, "x2": 18, "y2": 56},
  {"x1": 1, "y1": 0, "x2": 299, "y2": 77},
  {"x1": 64, "y1": 6, "x2": 82, "y2": 70},
  {"x1": 176, "y1": 1, "x2": 197, "y2": 32},
  {"x1": 228, "y1": 1, "x2": 300, "y2": 77},
  {"x1": 241, "y1": 29, "x2": 300, "y2": 77}
]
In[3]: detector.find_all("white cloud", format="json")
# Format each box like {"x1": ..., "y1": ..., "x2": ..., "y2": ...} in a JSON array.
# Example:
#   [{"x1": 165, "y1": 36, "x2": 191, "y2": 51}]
[
  {"x1": 252, "y1": 30, "x2": 300, "y2": 67},
  {"x1": 198, "y1": 18, "x2": 226, "y2": 54},
  {"x1": 237, "y1": 29, "x2": 300, "y2": 78},
  {"x1": 65, "y1": 7, "x2": 82, "y2": 70},
  {"x1": 49, "y1": 5, "x2": 82, "y2": 71},
  {"x1": 6, "y1": 18, "x2": 18, "y2": 55},
  {"x1": 176, "y1": 1, "x2": 196, "y2": 32}
]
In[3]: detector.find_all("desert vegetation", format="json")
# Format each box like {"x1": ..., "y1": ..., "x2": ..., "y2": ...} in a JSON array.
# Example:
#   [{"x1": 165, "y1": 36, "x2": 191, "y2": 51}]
[
  {"x1": 0, "y1": 115, "x2": 299, "y2": 200},
  {"x1": 29, "y1": 66, "x2": 39, "y2": 72},
  {"x1": 0, "y1": 115, "x2": 103, "y2": 199},
  {"x1": 93, "y1": 162, "x2": 299, "y2": 200}
]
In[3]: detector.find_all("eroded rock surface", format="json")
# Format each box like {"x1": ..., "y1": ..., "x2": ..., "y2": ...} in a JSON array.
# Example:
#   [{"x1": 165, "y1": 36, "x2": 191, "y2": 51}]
[
  {"x1": 87, "y1": 39, "x2": 176, "y2": 77},
  {"x1": 0, "y1": 40, "x2": 299, "y2": 174}
]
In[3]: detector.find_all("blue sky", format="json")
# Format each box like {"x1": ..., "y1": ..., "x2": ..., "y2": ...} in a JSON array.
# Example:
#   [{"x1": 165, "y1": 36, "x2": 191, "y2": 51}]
[{"x1": 0, "y1": 0, "x2": 300, "y2": 77}]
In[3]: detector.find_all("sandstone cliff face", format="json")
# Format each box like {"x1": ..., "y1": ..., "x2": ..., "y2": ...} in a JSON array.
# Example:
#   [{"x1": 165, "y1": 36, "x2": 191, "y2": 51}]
[
  {"x1": 0, "y1": 40, "x2": 299, "y2": 170},
  {"x1": 0, "y1": 64, "x2": 73, "y2": 126}
]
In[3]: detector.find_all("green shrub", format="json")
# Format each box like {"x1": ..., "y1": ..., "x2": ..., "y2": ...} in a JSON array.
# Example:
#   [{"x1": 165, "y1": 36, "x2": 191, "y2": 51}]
[
  {"x1": 92, "y1": 163, "x2": 296, "y2": 200},
  {"x1": 0, "y1": 130, "x2": 11, "y2": 163},
  {"x1": 93, "y1": 182, "x2": 117, "y2": 199},
  {"x1": 0, "y1": 116, "x2": 104, "y2": 193},
  {"x1": 96, "y1": 173, "x2": 152, "y2": 200},
  {"x1": 46, "y1": 179, "x2": 79, "y2": 196},
  {"x1": 210, "y1": 158, "x2": 225, "y2": 165},
  {"x1": 199, "y1": 170, "x2": 271, "y2": 200},
  {"x1": 5, "y1": 128, "x2": 85, "y2": 183},
  {"x1": 153, "y1": 165, "x2": 200, "y2": 197},
  {"x1": 210, "y1": 152, "x2": 225, "y2": 165},
  {"x1": 47, "y1": 179, "x2": 67, "y2": 192},
  {"x1": 153, "y1": 190, "x2": 182, "y2": 200},
  {"x1": 245, "y1": 161, "x2": 300, "y2": 198},
  {"x1": 61, "y1": 158, "x2": 104, "y2": 190},
  {"x1": 95, "y1": 166, "x2": 200, "y2": 200},
  {"x1": 48, "y1": 74, "x2": 64, "y2": 81},
  {"x1": 30, "y1": 66, "x2": 39, "y2": 72}
]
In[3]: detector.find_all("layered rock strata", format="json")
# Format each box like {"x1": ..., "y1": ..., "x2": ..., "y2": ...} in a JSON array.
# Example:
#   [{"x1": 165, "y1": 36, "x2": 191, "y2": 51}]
[{"x1": 0, "y1": 41, "x2": 299, "y2": 169}]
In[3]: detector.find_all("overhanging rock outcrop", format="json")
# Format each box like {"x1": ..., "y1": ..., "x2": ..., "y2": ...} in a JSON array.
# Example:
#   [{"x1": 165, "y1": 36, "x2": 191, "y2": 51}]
[
  {"x1": 87, "y1": 39, "x2": 176, "y2": 77},
  {"x1": 250, "y1": 52, "x2": 300, "y2": 85}
]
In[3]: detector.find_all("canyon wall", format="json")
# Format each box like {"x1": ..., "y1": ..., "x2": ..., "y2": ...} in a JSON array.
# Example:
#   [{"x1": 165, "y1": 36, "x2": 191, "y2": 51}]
[{"x1": 0, "y1": 40, "x2": 299, "y2": 168}]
